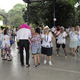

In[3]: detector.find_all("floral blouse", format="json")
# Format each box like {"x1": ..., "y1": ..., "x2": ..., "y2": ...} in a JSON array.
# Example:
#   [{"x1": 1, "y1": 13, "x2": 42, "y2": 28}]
[{"x1": 32, "y1": 34, "x2": 41, "y2": 44}]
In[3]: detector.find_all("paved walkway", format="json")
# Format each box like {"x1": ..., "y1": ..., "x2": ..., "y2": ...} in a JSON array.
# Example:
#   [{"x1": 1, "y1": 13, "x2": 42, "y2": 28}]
[{"x1": 0, "y1": 40, "x2": 80, "y2": 80}]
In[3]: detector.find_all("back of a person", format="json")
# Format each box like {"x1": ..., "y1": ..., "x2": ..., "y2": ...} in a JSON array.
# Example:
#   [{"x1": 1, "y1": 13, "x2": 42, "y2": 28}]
[
  {"x1": 3, "y1": 35, "x2": 10, "y2": 48},
  {"x1": 18, "y1": 28, "x2": 31, "y2": 40},
  {"x1": 32, "y1": 34, "x2": 41, "y2": 44}
]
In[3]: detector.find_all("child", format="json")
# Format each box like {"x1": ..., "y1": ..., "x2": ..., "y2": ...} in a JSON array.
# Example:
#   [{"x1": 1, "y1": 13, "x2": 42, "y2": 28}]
[
  {"x1": 31, "y1": 28, "x2": 41, "y2": 67},
  {"x1": 2, "y1": 29, "x2": 12, "y2": 61}
]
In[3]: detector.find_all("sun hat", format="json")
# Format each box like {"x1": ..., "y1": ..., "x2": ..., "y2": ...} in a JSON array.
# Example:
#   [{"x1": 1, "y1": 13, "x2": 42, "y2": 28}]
[{"x1": 44, "y1": 26, "x2": 49, "y2": 29}]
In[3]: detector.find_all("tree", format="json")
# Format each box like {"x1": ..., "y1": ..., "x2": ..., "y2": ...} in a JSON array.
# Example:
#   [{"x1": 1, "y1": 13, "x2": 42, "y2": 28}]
[
  {"x1": 7, "y1": 3, "x2": 26, "y2": 27},
  {"x1": 0, "y1": 16, "x2": 3, "y2": 20},
  {"x1": 23, "y1": 0, "x2": 75, "y2": 28}
]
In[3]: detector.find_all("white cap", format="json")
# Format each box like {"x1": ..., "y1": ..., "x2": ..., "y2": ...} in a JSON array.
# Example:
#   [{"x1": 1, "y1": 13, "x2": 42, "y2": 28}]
[{"x1": 44, "y1": 26, "x2": 49, "y2": 29}]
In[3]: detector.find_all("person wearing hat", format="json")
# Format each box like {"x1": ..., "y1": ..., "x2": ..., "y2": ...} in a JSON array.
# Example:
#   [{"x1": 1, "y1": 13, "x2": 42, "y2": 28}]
[
  {"x1": 57, "y1": 27, "x2": 68, "y2": 57},
  {"x1": 41, "y1": 26, "x2": 55, "y2": 65}
]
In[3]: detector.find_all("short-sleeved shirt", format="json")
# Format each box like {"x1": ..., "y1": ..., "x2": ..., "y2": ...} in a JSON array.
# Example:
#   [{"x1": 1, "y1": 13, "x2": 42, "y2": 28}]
[
  {"x1": 32, "y1": 34, "x2": 41, "y2": 44},
  {"x1": 42, "y1": 32, "x2": 53, "y2": 48},
  {"x1": 69, "y1": 31, "x2": 77, "y2": 41},
  {"x1": 54, "y1": 30, "x2": 60, "y2": 39},
  {"x1": 76, "y1": 31, "x2": 80, "y2": 39},
  {"x1": 2, "y1": 35, "x2": 10, "y2": 48},
  {"x1": 17, "y1": 28, "x2": 31, "y2": 40},
  {"x1": 57, "y1": 31, "x2": 67, "y2": 44}
]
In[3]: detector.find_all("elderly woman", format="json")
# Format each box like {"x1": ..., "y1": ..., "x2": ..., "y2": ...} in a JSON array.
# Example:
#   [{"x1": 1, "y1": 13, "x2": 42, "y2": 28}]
[
  {"x1": 41, "y1": 26, "x2": 55, "y2": 66},
  {"x1": 69, "y1": 27, "x2": 78, "y2": 56},
  {"x1": 76, "y1": 26, "x2": 80, "y2": 52}
]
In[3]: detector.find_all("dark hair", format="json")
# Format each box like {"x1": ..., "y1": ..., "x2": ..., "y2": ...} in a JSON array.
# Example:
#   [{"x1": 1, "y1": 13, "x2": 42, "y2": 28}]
[
  {"x1": 1, "y1": 26, "x2": 4, "y2": 30},
  {"x1": 4, "y1": 29, "x2": 7, "y2": 35},
  {"x1": 35, "y1": 28, "x2": 40, "y2": 34}
]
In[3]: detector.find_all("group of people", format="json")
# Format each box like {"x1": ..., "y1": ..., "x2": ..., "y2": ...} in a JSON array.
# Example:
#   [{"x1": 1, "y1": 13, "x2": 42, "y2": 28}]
[
  {"x1": 0, "y1": 23, "x2": 80, "y2": 68},
  {"x1": 0, "y1": 26, "x2": 16, "y2": 61}
]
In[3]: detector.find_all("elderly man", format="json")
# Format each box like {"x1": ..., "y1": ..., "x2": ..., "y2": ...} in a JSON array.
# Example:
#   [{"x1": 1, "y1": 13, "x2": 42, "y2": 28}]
[
  {"x1": 17, "y1": 23, "x2": 31, "y2": 68},
  {"x1": 57, "y1": 27, "x2": 67, "y2": 57}
]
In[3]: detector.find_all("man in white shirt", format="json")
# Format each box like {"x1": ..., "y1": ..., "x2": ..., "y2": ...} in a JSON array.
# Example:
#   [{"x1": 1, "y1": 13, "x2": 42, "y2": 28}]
[
  {"x1": 17, "y1": 24, "x2": 31, "y2": 67},
  {"x1": 54, "y1": 27, "x2": 60, "y2": 48},
  {"x1": 56, "y1": 27, "x2": 67, "y2": 57}
]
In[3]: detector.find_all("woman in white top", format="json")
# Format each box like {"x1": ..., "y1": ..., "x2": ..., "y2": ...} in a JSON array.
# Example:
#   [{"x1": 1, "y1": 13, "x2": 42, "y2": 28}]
[
  {"x1": 69, "y1": 27, "x2": 78, "y2": 56},
  {"x1": 57, "y1": 27, "x2": 67, "y2": 57},
  {"x1": 41, "y1": 26, "x2": 55, "y2": 66},
  {"x1": 75, "y1": 26, "x2": 80, "y2": 52},
  {"x1": 2, "y1": 29, "x2": 12, "y2": 61}
]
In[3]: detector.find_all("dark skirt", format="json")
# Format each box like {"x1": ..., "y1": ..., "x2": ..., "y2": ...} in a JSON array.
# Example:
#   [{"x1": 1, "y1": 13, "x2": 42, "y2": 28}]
[{"x1": 41, "y1": 47, "x2": 52, "y2": 56}]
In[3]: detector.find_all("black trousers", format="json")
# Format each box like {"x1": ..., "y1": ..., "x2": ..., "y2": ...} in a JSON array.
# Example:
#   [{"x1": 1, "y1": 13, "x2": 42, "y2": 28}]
[{"x1": 19, "y1": 40, "x2": 30, "y2": 65}]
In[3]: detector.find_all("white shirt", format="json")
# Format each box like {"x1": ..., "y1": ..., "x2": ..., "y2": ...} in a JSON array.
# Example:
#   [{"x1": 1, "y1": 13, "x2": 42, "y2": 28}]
[
  {"x1": 42, "y1": 32, "x2": 53, "y2": 48},
  {"x1": 69, "y1": 31, "x2": 77, "y2": 41},
  {"x1": 76, "y1": 31, "x2": 80, "y2": 39},
  {"x1": 57, "y1": 32, "x2": 67, "y2": 44},
  {"x1": 2, "y1": 35, "x2": 10, "y2": 48},
  {"x1": 51, "y1": 27, "x2": 55, "y2": 32},
  {"x1": 54, "y1": 31, "x2": 60, "y2": 39},
  {"x1": 17, "y1": 28, "x2": 31, "y2": 40}
]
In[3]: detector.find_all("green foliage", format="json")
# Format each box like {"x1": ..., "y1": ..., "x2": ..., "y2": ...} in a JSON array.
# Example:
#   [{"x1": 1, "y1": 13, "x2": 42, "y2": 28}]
[
  {"x1": 0, "y1": 16, "x2": 3, "y2": 20},
  {"x1": 23, "y1": 0, "x2": 75, "y2": 28},
  {"x1": 7, "y1": 3, "x2": 26, "y2": 27}
]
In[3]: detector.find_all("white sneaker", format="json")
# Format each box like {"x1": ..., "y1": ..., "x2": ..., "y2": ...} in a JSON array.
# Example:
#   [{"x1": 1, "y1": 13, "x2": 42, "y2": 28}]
[
  {"x1": 44, "y1": 60, "x2": 47, "y2": 64},
  {"x1": 49, "y1": 61, "x2": 52, "y2": 66}
]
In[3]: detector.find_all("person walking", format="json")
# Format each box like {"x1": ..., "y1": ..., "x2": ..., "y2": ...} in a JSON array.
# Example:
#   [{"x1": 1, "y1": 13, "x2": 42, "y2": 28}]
[
  {"x1": 30, "y1": 28, "x2": 41, "y2": 68},
  {"x1": 17, "y1": 23, "x2": 31, "y2": 68}
]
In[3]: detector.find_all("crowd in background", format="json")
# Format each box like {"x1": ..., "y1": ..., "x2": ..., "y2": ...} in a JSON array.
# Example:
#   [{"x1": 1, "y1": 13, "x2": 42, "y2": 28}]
[{"x1": 0, "y1": 24, "x2": 80, "y2": 68}]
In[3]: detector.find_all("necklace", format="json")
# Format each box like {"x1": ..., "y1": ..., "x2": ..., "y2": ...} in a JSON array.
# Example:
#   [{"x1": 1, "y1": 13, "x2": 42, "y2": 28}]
[{"x1": 45, "y1": 34, "x2": 49, "y2": 42}]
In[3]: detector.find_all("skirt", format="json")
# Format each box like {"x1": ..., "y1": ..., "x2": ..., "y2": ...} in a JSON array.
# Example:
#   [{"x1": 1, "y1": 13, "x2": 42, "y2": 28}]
[
  {"x1": 41, "y1": 47, "x2": 52, "y2": 56},
  {"x1": 69, "y1": 40, "x2": 77, "y2": 48},
  {"x1": 0, "y1": 41, "x2": 3, "y2": 49}
]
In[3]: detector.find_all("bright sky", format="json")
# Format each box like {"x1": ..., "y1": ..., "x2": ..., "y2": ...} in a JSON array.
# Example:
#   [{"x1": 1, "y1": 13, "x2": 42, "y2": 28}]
[{"x1": 0, "y1": 0, "x2": 25, "y2": 12}]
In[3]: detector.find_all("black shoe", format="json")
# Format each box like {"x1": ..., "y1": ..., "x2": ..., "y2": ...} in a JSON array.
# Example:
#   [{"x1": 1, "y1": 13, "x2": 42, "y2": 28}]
[
  {"x1": 75, "y1": 49, "x2": 78, "y2": 53},
  {"x1": 26, "y1": 64, "x2": 30, "y2": 68}
]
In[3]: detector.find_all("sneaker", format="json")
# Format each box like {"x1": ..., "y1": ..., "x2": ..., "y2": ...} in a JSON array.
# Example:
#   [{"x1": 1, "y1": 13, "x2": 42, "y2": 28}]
[
  {"x1": 44, "y1": 60, "x2": 47, "y2": 64},
  {"x1": 57, "y1": 54, "x2": 59, "y2": 56},
  {"x1": 75, "y1": 49, "x2": 78, "y2": 53},
  {"x1": 49, "y1": 61, "x2": 52, "y2": 66},
  {"x1": 8, "y1": 58, "x2": 12, "y2": 61},
  {"x1": 34, "y1": 65, "x2": 37, "y2": 68}
]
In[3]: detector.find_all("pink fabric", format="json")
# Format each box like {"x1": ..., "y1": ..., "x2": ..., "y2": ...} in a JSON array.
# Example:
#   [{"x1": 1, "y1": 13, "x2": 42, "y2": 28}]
[{"x1": 20, "y1": 24, "x2": 30, "y2": 30}]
